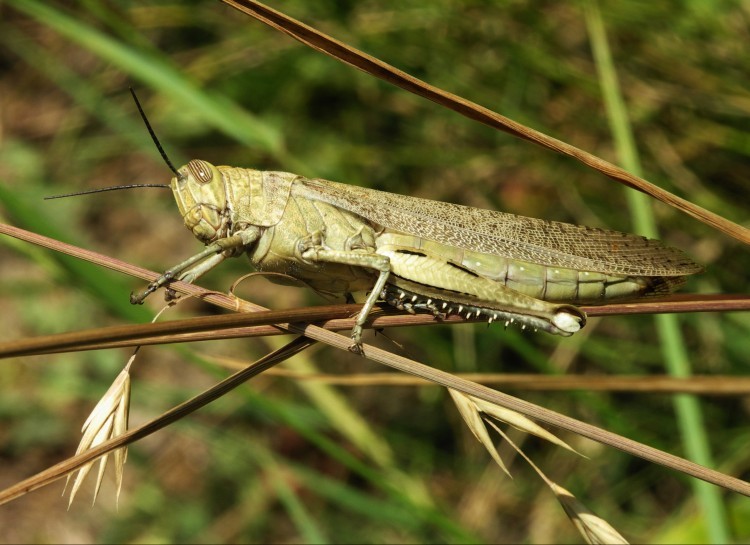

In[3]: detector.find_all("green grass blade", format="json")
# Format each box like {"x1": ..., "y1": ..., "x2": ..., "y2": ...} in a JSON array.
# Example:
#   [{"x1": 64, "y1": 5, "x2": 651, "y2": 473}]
[
  {"x1": 0, "y1": 25, "x2": 181, "y2": 163},
  {"x1": 8, "y1": 0, "x2": 287, "y2": 159},
  {"x1": 584, "y1": 2, "x2": 730, "y2": 542}
]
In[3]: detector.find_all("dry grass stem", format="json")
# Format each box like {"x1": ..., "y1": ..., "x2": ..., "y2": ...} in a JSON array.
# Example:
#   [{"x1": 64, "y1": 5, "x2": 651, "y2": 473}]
[{"x1": 210, "y1": 365, "x2": 750, "y2": 395}]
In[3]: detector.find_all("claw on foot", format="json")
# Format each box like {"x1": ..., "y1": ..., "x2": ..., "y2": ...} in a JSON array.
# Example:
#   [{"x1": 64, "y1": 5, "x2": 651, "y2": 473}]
[
  {"x1": 348, "y1": 325, "x2": 365, "y2": 355},
  {"x1": 130, "y1": 282, "x2": 158, "y2": 304},
  {"x1": 129, "y1": 290, "x2": 146, "y2": 305},
  {"x1": 164, "y1": 287, "x2": 179, "y2": 301}
]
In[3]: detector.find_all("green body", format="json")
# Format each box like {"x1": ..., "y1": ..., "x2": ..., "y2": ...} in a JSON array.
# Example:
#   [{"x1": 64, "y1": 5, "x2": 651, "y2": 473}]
[{"x1": 134, "y1": 159, "x2": 702, "y2": 349}]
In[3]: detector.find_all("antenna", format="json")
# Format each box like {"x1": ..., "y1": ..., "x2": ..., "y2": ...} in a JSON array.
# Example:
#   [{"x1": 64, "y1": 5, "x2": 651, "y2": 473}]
[
  {"x1": 45, "y1": 88, "x2": 179, "y2": 201},
  {"x1": 44, "y1": 184, "x2": 170, "y2": 200},
  {"x1": 129, "y1": 87, "x2": 180, "y2": 177}
]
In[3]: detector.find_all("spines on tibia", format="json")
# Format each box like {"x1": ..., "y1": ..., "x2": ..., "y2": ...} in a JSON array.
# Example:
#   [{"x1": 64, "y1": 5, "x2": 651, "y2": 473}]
[{"x1": 381, "y1": 278, "x2": 585, "y2": 336}]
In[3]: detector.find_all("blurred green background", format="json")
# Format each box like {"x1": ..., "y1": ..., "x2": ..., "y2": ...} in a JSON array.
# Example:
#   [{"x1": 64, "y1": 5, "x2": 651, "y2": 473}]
[{"x1": 1, "y1": 1, "x2": 749, "y2": 543}]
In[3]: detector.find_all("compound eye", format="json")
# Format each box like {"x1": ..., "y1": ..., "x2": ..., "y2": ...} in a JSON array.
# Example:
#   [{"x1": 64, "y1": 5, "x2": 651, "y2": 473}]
[{"x1": 187, "y1": 159, "x2": 214, "y2": 184}]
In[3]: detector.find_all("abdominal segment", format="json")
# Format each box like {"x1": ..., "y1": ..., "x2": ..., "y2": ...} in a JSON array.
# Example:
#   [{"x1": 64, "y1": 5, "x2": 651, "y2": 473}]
[{"x1": 376, "y1": 231, "x2": 686, "y2": 305}]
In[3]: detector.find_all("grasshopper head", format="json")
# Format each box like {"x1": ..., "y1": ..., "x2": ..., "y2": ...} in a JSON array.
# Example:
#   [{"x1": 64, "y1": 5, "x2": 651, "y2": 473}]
[{"x1": 171, "y1": 159, "x2": 230, "y2": 244}]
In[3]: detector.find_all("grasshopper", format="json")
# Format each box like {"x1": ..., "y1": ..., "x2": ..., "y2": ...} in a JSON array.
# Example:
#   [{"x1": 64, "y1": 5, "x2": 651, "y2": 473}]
[
  {"x1": 98, "y1": 94, "x2": 700, "y2": 353},
  {"x1": 120, "y1": 111, "x2": 701, "y2": 352},
  {"x1": 129, "y1": 158, "x2": 701, "y2": 351}
]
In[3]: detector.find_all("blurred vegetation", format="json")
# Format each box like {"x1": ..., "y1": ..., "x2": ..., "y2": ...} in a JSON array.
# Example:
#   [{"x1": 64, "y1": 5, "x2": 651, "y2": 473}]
[{"x1": 0, "y1": 0, "x2": 749, "y2": 543}]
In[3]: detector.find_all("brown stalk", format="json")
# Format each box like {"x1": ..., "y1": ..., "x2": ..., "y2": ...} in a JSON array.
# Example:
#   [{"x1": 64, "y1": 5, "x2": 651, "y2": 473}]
[
  {"x1": 218, "y1": 0, "x2": 750, "y2": 246},
  {"x1": 3, "y1": 293, "x2": 749, "y2": 358},
  {"x1": 256, "y1": 369, "x2": 750, "y2": 396},
  {"x1": 2, "y1": 222, "x2": 750, "y2": 497}
]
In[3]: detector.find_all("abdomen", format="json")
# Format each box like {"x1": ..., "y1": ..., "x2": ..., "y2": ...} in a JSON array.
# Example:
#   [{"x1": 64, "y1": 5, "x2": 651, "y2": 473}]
[{"x1": 376, "y1": 231, "x2": 685, "y2": 304}]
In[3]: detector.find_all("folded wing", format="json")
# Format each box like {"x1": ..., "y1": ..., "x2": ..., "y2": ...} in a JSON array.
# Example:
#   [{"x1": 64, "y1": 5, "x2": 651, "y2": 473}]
[{"x1": 296, "y1": 177, "x2": 702, "y2": 277}]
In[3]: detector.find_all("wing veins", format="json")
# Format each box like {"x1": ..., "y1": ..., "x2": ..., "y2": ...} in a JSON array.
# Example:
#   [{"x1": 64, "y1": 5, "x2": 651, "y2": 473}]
[{"x1": 295, "y1": 177, "x2": 701, "y2": 276}]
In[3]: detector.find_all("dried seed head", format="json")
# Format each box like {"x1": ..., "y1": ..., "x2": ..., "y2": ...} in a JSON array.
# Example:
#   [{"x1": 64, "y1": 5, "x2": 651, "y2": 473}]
[{"x1": 66, "y1": 365, "x2": 132, "y2": 508}]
